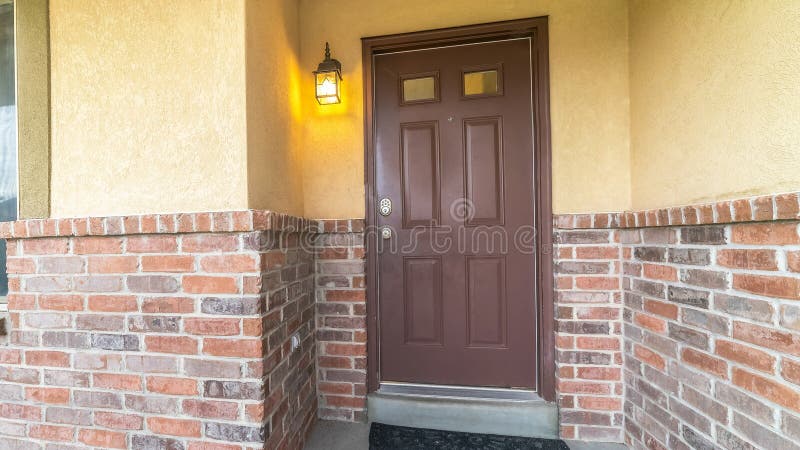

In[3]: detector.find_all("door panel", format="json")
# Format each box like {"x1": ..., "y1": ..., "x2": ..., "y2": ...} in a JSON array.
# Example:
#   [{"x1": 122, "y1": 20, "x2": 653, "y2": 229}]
[
  {"x1": 466, "y1": 256, "x2": 507, "y2": 348},
  {"x1": 375, "y1": 38, "x2": 537, "y2": 389},
  {"x1": 463, "y1": 117, "x2": 505, "y2": 226},
  {"x1": 403, "y1": 257, "x2": 443, "y2": 345},
  {"x1": 400, "y1": 121, "x2": 441, "y2": 227}
]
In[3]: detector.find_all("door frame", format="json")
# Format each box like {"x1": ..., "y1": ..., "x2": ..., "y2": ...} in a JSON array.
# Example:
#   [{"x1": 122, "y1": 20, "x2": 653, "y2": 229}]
[{"x1": 361, "y1": 17, "x2": 555, "y2": 402}]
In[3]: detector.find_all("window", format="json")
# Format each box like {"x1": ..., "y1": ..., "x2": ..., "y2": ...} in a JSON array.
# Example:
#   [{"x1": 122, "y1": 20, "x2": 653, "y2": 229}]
[
  {"x1": 462, "y1": 64, "x2": 503, "y2": 98},
  {"x1": 0, "y1": 0, "x2": 16, "y2": 308},
  {"x1": 400, "y1": 72, "x2": 440, "y2": 105}
]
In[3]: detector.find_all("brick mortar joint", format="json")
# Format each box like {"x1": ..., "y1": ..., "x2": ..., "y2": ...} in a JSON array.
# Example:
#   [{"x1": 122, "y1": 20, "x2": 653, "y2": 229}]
[
  {"x1": 555, "y1": 191, "x2": 800, "y2": 230},
  {"x1": 0, "y1": 210, "x2": 366, "y2": 240}
]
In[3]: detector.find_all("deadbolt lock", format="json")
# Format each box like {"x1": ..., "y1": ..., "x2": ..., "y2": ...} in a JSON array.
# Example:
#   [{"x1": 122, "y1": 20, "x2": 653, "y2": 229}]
[{"x1": 379, "y1": 198, "x2": 392, "y2": 216}]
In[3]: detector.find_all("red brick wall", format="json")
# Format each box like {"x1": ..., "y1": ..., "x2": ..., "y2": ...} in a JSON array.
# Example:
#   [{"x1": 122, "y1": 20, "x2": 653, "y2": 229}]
[
  {"x1": 5, "y1": 190, "x2": 799, "y2": 447},
  {"x1": 314, "y1": 220, "x2": 367, "y2": 423},
  {"x1": 554, "y1": 228, "x2": 624, "y2": 442},
  {"x1": 621, "y1": 223, "x2": 800, "y2": 450},
  {"x1": 0, "y1": 211, "x2": 318, "y2": 449},
  {"x1": 557, "y1": 191, "x2": 800, "y2": 448}
]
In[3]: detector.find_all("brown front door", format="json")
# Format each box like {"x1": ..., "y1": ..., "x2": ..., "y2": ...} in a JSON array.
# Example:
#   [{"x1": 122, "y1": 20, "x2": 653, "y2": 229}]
[{"x1": 374, "y1": 38, "x2": 538, "y2": 389}]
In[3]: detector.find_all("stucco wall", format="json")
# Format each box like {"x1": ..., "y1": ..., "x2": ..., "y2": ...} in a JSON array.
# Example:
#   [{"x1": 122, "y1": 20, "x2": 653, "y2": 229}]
[
  {"x1": 299, "y1": 0, "x2": 632, "y2": 217},
  {"x1": 44, "y1": 1, "x2": 800, "y2": 219},
  {"x1": 629, "y1": 0, "x2": 800, "y2": 211},
  {"x1": 245, "y1": 0, "x2": 305, "y2": 216},
  {"x1": 42, "y1": 0, "x2": 635, "y2": 219},
  {"x1": 49, "y1": 0, "x2": 249, "y2": 217}
]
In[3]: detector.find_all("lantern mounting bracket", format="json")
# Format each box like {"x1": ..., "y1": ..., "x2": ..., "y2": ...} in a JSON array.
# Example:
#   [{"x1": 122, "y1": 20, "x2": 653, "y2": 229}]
[{"x1": 314, "y1": 42, "x2": 342, "y2": 81}]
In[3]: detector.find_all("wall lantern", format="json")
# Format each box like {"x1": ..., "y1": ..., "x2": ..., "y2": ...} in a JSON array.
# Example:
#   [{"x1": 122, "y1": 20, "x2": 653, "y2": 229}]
[{"x1": 313, "y1": 42, "x2": 342, "y2": 105}]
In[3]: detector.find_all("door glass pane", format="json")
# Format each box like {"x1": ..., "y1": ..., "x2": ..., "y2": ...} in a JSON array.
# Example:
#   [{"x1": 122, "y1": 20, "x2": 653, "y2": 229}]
[
  {"x1": 464, "y1": 70, "x2": 499, "y2": 96},
  {"x1": 402, "y1": 76, "x2": 436, "y2": 103},
  {"x1": 0, "y1": 1, "x2": 16, "y2": 299}
]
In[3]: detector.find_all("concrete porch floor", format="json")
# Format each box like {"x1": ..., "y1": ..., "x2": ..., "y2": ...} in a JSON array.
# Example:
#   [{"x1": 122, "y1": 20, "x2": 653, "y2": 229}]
[{"x1": 304, "y1": 420, "x2": 629, "y2": 450}]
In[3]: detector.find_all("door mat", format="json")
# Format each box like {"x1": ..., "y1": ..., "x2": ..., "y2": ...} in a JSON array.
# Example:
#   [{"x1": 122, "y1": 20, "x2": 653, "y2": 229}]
[{"x1": 369, "y1": 422, "x2": 570, "y2": 450}]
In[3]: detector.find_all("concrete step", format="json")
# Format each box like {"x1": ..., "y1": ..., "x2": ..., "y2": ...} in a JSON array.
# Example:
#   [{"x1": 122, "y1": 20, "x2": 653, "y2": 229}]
[{"x1": 367, "y1": 389, "x2": 559, "y2": 439}]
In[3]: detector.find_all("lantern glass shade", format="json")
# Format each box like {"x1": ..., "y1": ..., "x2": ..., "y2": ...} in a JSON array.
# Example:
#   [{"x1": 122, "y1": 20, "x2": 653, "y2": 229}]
[
  {"x1": 314, "y1": 42, "x2": 342, "y2": 105},
  {"x1": 315, "y1": 70, "x2": 341, "y2": 105}
]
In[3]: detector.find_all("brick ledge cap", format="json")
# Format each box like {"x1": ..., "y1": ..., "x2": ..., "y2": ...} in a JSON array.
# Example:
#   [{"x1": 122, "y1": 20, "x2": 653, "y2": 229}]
[
  {"x1": 0, "y1": 210, "x2": 366, "y2": 239},
  {"x1": 555, "y1": 191, "x2": 800, "y2": 229}
]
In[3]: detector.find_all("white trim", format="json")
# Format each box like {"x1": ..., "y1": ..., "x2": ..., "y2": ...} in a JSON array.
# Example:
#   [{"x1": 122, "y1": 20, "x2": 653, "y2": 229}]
[
  {"x1": 8, "y1": 0, "x2": 18, "y2": 218},
  {"x1": 378, "y1": 381, "x2": 539, "y2": 402},
  {"x1": 373, "y1": 37, "x2": 530, "y2": 57}
]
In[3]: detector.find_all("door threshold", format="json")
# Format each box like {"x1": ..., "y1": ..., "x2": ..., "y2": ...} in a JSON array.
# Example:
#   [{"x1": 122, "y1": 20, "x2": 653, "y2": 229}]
[
  {"x1": 368, "y1": 388, "x2": 558, "y2": 439},
  {"x1": 378, "y1": 382, "x2": 541, "y2": 402}
]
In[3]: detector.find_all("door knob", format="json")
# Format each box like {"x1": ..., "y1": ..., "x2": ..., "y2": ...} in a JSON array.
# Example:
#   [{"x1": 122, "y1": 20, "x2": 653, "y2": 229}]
[
  {"x1": 381, "y1": 227, "x2": 392, "y2": 240},
  {"x1": 379, "y1": 198, "x2": 392, "y2": 216}
]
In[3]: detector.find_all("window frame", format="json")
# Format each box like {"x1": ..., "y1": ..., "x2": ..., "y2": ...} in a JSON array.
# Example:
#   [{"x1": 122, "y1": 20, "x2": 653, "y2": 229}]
[
  {"x1": 0, "y1": 0, "x2": 16, "y2": 310},
  {"x1": 0, "y1": 0, "x2": 51, "y2": 309},
  {"x1": 398, "y1": 71, "x2": 441, "y2": 106}
]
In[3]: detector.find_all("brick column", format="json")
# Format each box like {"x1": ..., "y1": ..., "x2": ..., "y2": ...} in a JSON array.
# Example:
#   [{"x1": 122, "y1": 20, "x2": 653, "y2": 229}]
[
  {"x1": 553, "y1": 226, "x2": 625, "y2": 442},
  {"x1": 0, "y1": 211, "x2": 317, "y2": 449},
  {"x1": 314, "y1": 220, "x2": 367, "y2": 423}
]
